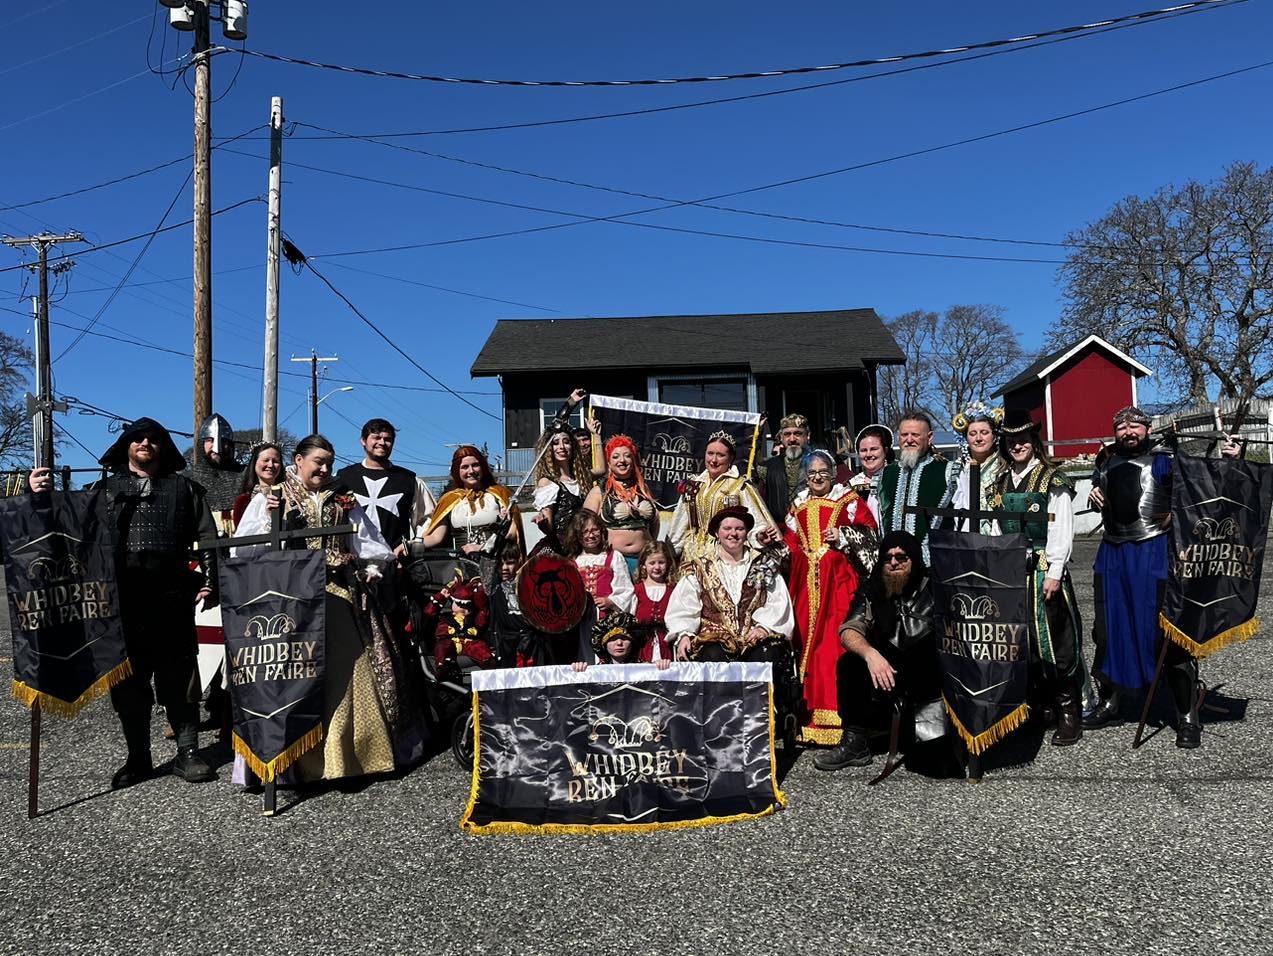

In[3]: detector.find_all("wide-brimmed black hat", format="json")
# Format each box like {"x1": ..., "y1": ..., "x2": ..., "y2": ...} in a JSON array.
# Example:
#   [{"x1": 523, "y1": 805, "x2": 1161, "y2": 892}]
[
  {"x1": 98, "y1": 417, "x2": 187, "y2": 474},
  {"x1": 1000, "y1": 409, "x2": 1041, "y2": 436},
  {"x1": 707, "y1": 504, "x2": 755, "y2": 537}
]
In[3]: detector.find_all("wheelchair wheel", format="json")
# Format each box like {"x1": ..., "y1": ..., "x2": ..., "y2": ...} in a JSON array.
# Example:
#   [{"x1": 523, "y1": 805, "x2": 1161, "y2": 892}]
[{"x1": 451, "y1": 707, "x2": 475, "y2": 770}]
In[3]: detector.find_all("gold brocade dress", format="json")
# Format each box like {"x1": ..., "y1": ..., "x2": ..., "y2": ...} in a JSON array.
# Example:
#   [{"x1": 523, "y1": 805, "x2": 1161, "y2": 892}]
[{"x1": 667, "y1": 466, "x2": 775, "y2": 578}]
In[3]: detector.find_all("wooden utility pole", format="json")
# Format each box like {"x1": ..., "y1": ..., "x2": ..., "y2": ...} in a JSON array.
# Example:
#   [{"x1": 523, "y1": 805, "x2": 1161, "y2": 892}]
[
  {"x1": 290, "y1": 352, "x2": 339, "y2": 435},
  {"x1": 192, "y1": 0, "x2": 214, "y2": 442},
  {"x1": 1, "y1": 233, "x2": 81, "y2": 468},
  {"x1": 262, "y1": 95, "x2": 284, "y2": 443}
]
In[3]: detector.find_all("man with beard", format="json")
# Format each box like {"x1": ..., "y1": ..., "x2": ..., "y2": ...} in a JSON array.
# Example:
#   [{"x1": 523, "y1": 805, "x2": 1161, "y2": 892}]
[
  {"x1": 876, "y1": 411, "x2": 957, "y2": 564},
  {"x1": 187, "y1": 413, "x2": 243, "y2": 533},
  {"x1": 29, "y1": 418, "x2": 219, "y2": 787},
  {"x1": 814, "y1": 530, "x2": 947, "y2": 771},
  {"x1": 759, "y1": 413, "x2": 811, "y2": 521},
  {"x1": 1083, "y1": 406, "x2": 1236, "y2": 748}
]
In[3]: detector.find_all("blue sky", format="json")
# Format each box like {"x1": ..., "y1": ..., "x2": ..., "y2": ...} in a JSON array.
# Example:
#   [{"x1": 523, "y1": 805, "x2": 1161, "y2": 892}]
[{"x1": 1, "y1": 1, "x2": 1270, "y2": 474}]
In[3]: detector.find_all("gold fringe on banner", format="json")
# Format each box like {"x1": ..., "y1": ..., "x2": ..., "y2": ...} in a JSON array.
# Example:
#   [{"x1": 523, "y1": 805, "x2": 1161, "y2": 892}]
[
  {"x1": 232, "y1": 724, "x2": 323, "y2": 782},
  {"x1": 460, "y1": 684, "x2": 788, "y2": 836},
  {"x1": 1159, "y1": 613, "x2": 1259, "y2": 659},
  {"x1": 942, "y1": 696, "x2": 1030, "y2": 756},
  {"x1": 10, "y1": 659, "x2": 133, "y2": 717}
]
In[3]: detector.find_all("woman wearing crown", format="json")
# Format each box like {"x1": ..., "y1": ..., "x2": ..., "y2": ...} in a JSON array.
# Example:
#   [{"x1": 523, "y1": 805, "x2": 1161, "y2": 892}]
[
  {"x1": 783, "y1": 449, "x2": 878, "y2": 745},
  {"x1": 946, "y1": 401, "x2": 1006, "y2": 534},
  {"x1": 667, "y1": 429, "x2": 778, "y2": 576}
]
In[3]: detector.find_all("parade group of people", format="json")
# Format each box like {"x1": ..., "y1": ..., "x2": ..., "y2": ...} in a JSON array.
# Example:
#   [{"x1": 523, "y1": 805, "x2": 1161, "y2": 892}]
[{"x1": 21, "y1": 390, "x2": 1237, "y2": 793}]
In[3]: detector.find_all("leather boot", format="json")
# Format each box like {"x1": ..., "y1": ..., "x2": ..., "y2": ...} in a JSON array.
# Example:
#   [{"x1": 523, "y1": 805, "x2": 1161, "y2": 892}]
[
  {"x1": 1165, "y1": 657, "x2": 1203, "y2": 750},
  {"x1": 813, "y1": 728, "x2": 872, "y2": 771},
  {"x1": 1050, "y1": 680, "x2": 1082, "y2": 747},
  {"x1": 172, "y1": 744, "x2": 216, "y2": 783},
  {"x1": 1082, "y1": 684, "x2": 1122, "y2": 730},
  {"x1": 111, "y1": 713, "x2": 153, "y2": 790}
]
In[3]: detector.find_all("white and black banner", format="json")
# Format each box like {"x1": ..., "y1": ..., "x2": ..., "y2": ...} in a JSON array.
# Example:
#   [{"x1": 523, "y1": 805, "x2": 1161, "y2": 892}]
[{"x1": 461, "y1": 662, "x2": 785, "y2": 834}]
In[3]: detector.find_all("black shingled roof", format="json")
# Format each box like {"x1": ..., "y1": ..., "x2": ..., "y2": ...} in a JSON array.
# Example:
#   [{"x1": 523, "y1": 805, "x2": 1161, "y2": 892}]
[{"x1": 470, "y1": 309, "x2": 903, "y2": 377}]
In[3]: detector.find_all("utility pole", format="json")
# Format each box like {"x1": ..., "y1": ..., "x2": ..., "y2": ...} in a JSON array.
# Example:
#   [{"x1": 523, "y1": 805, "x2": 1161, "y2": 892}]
[
  {"x1": 290, "y1": 351, "x2": 339, "y2": 434},
  {"x1": 191, "y1": 0, "x2": 214, "y2": 442},
  {"x1": 1, "y1": 233, "x2": 82, "y2": 469},
  {"x1": 261, "y1": 95, "x2": 284, "y2": 443}
]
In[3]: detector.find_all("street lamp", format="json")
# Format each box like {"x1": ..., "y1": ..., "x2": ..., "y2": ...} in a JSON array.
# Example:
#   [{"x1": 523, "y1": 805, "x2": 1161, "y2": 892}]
[{"x1": 313, "y1": 386, "x2": 354, "y2": 433}]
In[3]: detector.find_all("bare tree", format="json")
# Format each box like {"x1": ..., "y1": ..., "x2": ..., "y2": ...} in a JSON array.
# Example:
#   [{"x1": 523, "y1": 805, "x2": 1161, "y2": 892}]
[
  {"x1": 1051, "y1": 161, "x2": 1273, "y2": 415},
  {"x1": 932, "y1": 304, "x2": 1025, "y2": 424},
  {"x1": 878, "y1": 309, "x2": 939, "y2": 427},
  {"x1": 0, "y1": 331, "x2": 34, "y2": 468}
]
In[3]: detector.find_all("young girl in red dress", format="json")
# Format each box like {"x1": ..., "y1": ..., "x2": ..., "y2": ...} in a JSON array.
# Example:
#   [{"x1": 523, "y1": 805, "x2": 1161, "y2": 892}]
[
  {"x1": 562, "y1": 508, "x2": 635, "y2": 619},
  {"x1": 633, "y1": 540, "x2": 677, "y2": 663}
]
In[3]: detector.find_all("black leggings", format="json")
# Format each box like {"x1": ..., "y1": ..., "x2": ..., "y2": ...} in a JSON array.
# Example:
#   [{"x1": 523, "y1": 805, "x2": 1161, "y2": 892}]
[{"x1": 695, "y1": 639, "x2": 787, "y2": 664}]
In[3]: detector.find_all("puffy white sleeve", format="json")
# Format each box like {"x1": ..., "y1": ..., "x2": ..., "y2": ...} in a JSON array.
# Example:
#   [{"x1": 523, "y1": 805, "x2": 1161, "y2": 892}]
[
  {"x1": 667, "y1": 498, "x2": 691, "y2": 556},
  {"x1": 412, "y1": 478, "x2": 437, "y2": 537},
  {"x1": 533, "y1": 481, "x2": 559, "y2": 511},
  {"x1": 230, "y1": 493, "x2": 271, "y2": 557},
  {"x1": 348, "y1": 503, "x2": 374, "y2": 559},
  {"x1": 1045, "y1": 485, "x2": 1074, "y2": 581},
  {"x1": 753, "y1": 573, "x2": 796, "y2": 638},
  {"x1": 607, "y1": 549, "x2": 636, "y2": 613},
  {"x1": 664, "y1": 573, "x2": 703, "y2": 638}
]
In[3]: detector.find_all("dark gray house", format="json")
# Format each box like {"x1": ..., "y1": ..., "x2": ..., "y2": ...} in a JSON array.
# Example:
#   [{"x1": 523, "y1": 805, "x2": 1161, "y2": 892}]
[{"x1": 470, "y1": 309, "x2": 904, "y2": 470}]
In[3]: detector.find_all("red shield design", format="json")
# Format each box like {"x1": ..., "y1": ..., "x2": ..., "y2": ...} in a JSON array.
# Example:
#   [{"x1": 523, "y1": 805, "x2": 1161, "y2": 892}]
[{"x1": 517, "y1": 552, "x2": 587, "y2": 634}]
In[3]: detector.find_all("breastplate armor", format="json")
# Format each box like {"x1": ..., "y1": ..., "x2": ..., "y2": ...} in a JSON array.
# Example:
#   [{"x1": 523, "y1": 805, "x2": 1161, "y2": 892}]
[{"x1": 1098, "y1": 452, "x2": 1171, "y2": 543}]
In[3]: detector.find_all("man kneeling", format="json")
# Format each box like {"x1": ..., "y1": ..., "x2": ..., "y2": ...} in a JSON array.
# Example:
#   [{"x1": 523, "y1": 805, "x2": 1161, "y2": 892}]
[{"x1": 815, "y1": 531, "x2": 947, "y2": 771}]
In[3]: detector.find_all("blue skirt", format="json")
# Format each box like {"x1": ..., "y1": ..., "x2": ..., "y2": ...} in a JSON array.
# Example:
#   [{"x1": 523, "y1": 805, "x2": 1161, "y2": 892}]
[{"x1": 1094, "y1": 536, "x2": 1168, "y2": 689}]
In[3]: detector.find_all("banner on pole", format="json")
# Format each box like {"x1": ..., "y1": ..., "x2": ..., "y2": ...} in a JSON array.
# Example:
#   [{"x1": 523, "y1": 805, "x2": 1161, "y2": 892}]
[
  {"x1": 588, "y1": 394, "x2": 762, "y2": 509},
  {"x1": 1160, "y1": 452, "x2": 1273, "y2": 657},
  {"x1": 219, "y1": 549, "x2": 327, "y2": 781},
  {"x1": 0, "y1": 490, "x2": 129, "y2": 716},
  {"x1": 461, "y1": 663, "x2": 785, "y2": 834},
  {"x1": 928, "y1": 529, "x2": 1031, "y2": 755}
]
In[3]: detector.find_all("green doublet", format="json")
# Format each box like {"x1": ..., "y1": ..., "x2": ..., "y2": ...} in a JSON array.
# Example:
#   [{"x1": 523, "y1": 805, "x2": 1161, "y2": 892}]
[{"x1": 877, "y1": 454, "x2": 953, "y2": 560}]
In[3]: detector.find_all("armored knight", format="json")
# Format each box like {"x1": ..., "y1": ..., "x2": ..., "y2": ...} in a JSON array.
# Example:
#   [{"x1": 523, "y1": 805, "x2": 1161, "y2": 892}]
[
  {"x1": 186, "y1": 412, "x2": 244, "y2": 532},
  {"x1": 1083, "y1": 405, "x2": 1201, "y2": 747},
  {"x1": 994, "y1": 409, "x2": 1084, "y2": 746}
]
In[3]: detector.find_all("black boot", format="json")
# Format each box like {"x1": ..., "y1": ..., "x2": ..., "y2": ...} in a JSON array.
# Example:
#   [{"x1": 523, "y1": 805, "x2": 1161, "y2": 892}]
[
  {"x1": 1082, "y1": 684, "x2": 1122, "y2": 730},
  {"x1": 1166, "y1": 657, "x2": 1203, "y2": 750},
  {"x1": 1051, "y1": 680, "x2": 1082, "y2": 747},
  {"x1": 111, "y1": 712, "x2": 153, "y2": 790},
  {"x1": 172, "y1": 745, "x2": 216, "y2": 783},
  {"x1": 813, "y1": 729, "x2": 872, "y2": 771}
]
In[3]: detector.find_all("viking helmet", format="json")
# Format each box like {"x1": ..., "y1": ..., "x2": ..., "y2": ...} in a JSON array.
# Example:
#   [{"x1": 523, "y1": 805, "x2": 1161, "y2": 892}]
[{"x1": 198, "y1": 413, "x2": 235, "y2": 459}]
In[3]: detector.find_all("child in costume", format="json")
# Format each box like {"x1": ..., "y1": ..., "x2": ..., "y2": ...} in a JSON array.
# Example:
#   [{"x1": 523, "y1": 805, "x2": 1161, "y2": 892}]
[
  {"x1": 573, "y1": 611, "x2": 671, "y2": 672},
  {"x1": 633, "y1": 540, "x2": 677, "y2": 663},
  {"x1": 422, "y1": 573, "x2": 493, "y2": 678}
]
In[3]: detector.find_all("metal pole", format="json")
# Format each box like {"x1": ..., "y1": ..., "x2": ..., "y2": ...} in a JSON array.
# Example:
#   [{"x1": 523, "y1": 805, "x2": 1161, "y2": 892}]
[
  {"x1": 262, "y1": 96, "x2": 283, "y2": 443},
  {"x1": 310, "y1": 352, "x2": 318, "y2": 434},
  {"x1": 192, "y1": 0, "x2": 214, "y2": 442},
  {"x1": 34, "y1": 243, "x2": 54, "y2": 468}
]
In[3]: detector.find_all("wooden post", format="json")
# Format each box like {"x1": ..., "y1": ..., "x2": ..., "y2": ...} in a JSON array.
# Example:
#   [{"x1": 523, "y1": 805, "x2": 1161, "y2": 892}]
[
  {"x1": 191, "y1": 0, "x2": 213, "y2": 441},
  {"x1": 1132, "y1": 637, "x2": 1171, "y2": 749},
  {"x1": 261, "y1": 96, "x2": 283, "y2": 444}
]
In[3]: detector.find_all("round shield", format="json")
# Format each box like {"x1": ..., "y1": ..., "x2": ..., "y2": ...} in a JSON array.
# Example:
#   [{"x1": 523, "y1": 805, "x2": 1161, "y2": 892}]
[{"x1": 517, "y1": 551, "x2": 588, "y2": 634}]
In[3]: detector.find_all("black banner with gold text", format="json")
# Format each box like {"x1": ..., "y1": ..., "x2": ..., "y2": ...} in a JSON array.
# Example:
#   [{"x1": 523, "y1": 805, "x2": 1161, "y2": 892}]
[
  {"x1": 461, "y1": 662, "x2": 784, "y2": 834},
  {"x1": 929, "y1": 530, "x2": 1031, "y2": 755},
  {"x1": 219, "y1": 549, "x2": 327, "y2": 780},
  {"x1": 0, "y1": 489, "x2": 128, "y2": 716},
  {"x1": 1161, "y1": 452, "x2": 1273, "y2": 657}
]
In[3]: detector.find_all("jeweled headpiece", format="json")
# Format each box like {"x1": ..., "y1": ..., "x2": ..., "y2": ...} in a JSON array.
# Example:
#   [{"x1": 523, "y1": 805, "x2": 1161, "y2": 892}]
[
  {"x1": 707, "y1": 429, "x2": 737, "y2": 453},
  {"x1": 1113, "y1": 405, "x2": 1152, "y2": 428},
  {"x1": 951, "y1": 401, "x2": 1005, "y2": 436},
  {"x1": 779, "y1": 413, "x2": 809, "y2": 432}
]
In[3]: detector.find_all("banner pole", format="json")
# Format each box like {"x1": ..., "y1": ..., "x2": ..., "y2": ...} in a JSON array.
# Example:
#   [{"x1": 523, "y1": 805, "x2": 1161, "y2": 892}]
[
  {"x1": 263, "y1": 490, "x2": 284, "y2": 817},
  {"x1": 1132, "y1": 638, "x2": 1171, "y2": 749},
  {"x1": 27, "y1": 702, "x2": 40, "y2": 819}
]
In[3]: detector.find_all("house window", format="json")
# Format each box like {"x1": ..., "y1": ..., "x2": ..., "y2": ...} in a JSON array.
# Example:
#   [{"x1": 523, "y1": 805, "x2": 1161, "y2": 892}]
[
  {"x1": 659, "y1": 378, "x2": 748, "y2": 411},
  {"x1": 539, "y1": 398, "x2": 585, "y2": 432}
]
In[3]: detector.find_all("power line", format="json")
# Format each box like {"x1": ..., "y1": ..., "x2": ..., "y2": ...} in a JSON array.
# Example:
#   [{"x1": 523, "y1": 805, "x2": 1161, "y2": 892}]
[
  {"x1": 303, "y1": 59, "x2": 1273, "y2": 263},
  {"x1": 0, "y1": 197, "x2": 262, "y2": 275},
  {"x1": 233, "y1": 1, "x2": 1241, "y2": 87},
  {"x1": 0, "y1": 13, "x2": 151, "y2": 79},
  {"x1": 321, "y1": 260, "x2": 566, "y2": 314},
  {"x1": 0, "y1": 58, "x2": 188, "y2": 134},
  {"x1": 282, "y1": 238, "x2": 501, "y2": 421}
]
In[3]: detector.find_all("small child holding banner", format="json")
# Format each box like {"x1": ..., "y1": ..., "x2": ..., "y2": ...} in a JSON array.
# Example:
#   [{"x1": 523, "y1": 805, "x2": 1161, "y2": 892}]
[{"x1": 574, "y1": 612, "x2": 671, "y2": 672}]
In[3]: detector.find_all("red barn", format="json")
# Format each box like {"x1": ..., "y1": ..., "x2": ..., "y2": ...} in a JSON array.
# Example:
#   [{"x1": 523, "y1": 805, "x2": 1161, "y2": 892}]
[{"x1": 994, "y1": 334, "x2": 1153, "y2": 458}]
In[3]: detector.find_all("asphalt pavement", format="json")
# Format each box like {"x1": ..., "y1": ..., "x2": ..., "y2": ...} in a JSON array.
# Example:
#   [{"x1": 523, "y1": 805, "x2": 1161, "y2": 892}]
[{"x1": 2, "y1": 537, "x2": 1271, "y2": 956}]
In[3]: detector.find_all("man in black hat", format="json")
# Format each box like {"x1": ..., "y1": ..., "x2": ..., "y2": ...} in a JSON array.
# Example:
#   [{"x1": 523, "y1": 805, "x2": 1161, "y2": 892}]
[
  {"x1": 814, "y1": 530, "x2": 947, "y2": 771},
  {"x1": 29, "y1": 417, "x2": 219, "y2": 787}
]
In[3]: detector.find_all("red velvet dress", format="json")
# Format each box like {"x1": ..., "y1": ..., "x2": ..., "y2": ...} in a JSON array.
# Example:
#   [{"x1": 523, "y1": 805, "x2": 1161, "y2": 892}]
[
  {"x1": 633, "y1": 581, "x2": 672, "y2": 662},
  {"x1": 783, "y1": 488, "x2": 876, "y2": 745}
]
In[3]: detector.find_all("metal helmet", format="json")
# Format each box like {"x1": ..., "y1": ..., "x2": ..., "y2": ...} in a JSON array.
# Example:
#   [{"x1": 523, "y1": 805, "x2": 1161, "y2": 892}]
[{"x1": 198, "y1": 413, "x2": 235, "y2": 459}]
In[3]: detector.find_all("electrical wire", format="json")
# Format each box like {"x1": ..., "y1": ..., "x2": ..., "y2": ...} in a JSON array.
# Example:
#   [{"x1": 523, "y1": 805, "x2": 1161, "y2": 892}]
[
  {"x1": 321, "y1": 260, "x2": 566, "y2": 313},
  {"x1": 232, "y1": 1, "x2": 1241, "y2": 87},
  {"x1": 281, "y1": 238, "x2": 501, "y2": 421},
  {"x1": 303, "y1": 58, "x2": 1273, "y2": 263},
  {"x1": 0, "y1": 13, "x2": 151, "y2": 79},
  {"x1": 0, "y1": 59, "x2": 188, "y2": 134}
]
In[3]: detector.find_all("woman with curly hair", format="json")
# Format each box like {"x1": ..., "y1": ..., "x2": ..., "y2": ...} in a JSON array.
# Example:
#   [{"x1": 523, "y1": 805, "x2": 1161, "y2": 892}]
[
  {"x1": 531, "y1": 421, "x2": 593, "y2": 548},
  {"x1": 582, "y1": 434, "x2": 659, "y2": 576},
  {"x1": 420, "y1": 445, "x2": 518, "y2": 554}
]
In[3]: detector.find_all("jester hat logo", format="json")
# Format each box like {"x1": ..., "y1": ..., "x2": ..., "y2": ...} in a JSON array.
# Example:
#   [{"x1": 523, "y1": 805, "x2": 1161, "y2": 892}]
[
  {"x1": 1192, "y1": 516, "x2": 1239, "y2": 542},
  {"x1": 651, "y1": 432, "x2": 692, "y2": 455},
  {"x1": 27, "y1": 555, "x2": 85, "y2": 583},
  {"x1": 950, "y1": 592, "x2": 1000, "y2": 621},
  {"x1": 245, "y1": 613, "x2": 296, "y2": 641}
]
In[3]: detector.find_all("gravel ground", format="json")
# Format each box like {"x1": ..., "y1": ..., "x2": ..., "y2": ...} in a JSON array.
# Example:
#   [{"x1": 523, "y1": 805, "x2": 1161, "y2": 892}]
[{"x1": 2, "y1": 537, "x2": 1270, "y2": 956}]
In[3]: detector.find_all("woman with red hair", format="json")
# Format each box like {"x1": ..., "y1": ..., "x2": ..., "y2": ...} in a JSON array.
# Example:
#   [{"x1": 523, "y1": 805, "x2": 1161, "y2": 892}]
[
  {"x1": 582, "y1": 434, "x2": 659, "y2": 576},
  {"x1": 421, "y1": 445, "x2": 518, "y2": 554}
]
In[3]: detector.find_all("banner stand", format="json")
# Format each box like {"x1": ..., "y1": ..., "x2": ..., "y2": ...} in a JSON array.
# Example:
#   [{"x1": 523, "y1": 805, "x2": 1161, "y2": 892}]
[
  {"x1": 195, "y1": 492, "x2": 351, "y2": 818},
  {"x1": 906, "y1": 460, "x2": 1042, "y2": 785},
  {"x1": 27, "y1": 703, "x2": 40, "y2": 820}
]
